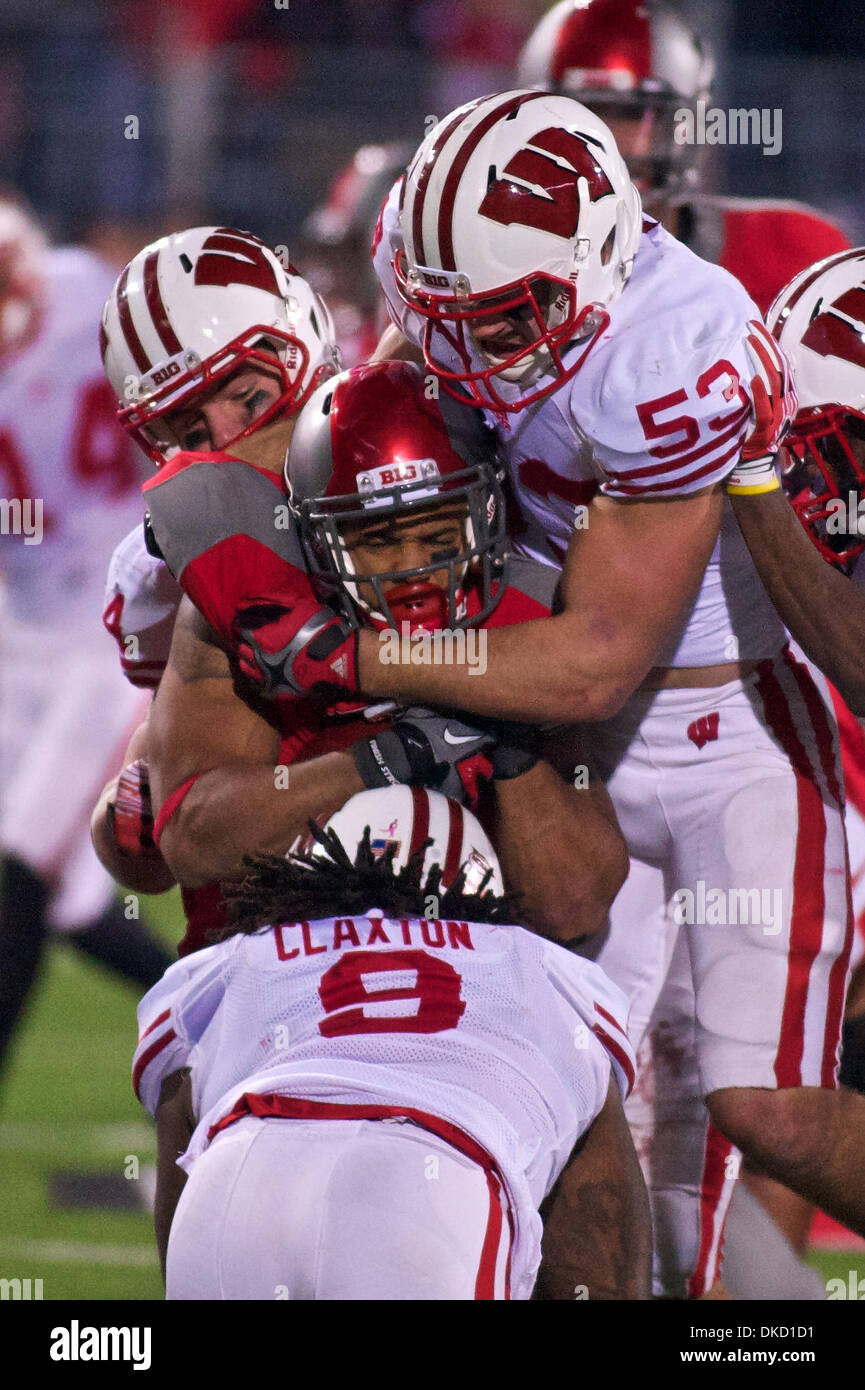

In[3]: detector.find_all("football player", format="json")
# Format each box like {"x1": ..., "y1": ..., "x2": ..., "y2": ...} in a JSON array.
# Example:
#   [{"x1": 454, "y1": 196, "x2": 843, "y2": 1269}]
[
  {"x1": 515, "y1": 0, "x2": 856, "y2": 1293},
  {"x1": 0, "y1": 194, "x2": 172, "y2": 1082},
  {"x1": 134, "y1": 785, "x2": 650, "y2": 1300},
  {"x1": 733, "y1": 247, "x2": 865, "y2": 717},
  {"x1": 92, "y1": 225, "x2": 341, "y2": 951},
  {"x1": 732, "y1": 247, "x2": 865, "y2": 1100},
  {"x1": 141, "y1": 361, "x2": 628, "y2": 948},
  {"x1": 237, "y1": 91, "x2": 862, "y2": 1298}
]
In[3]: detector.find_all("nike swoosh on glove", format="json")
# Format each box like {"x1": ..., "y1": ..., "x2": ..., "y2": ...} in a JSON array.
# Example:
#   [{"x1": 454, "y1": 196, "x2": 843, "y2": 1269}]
[
  {"x1": 352, "y1": 706, "x2": 496, "y2": 809},
  {"x1": 234, "y1": 596, "x2": 360, "y2": 702}
]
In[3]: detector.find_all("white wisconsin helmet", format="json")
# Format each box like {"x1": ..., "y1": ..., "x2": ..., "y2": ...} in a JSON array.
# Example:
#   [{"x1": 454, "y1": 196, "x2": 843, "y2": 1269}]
[
  {"x1": 100, "y1": 226, "x2": 340, "y2": 465},
  {"x1": 767, "y1": 246, "x2": 865, "y2": 570},
  {"x1": 395, "y1": 89, "x2": 642, "y2": 412},
  {"x1": 516, "y1": 0, "x2": 713, "y2": 202},
  {"x1": 319, "y1": 786, "x2": 504, "y2": 896}
]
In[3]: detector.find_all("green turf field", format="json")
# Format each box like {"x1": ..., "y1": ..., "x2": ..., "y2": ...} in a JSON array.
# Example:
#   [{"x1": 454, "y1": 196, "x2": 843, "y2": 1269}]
[
  {"x1": 0, "y1": 889, "x2": 183, "y2": 1301},
  {"x1": 0, "y1": 887, "x2": 862, "y2": 1301}
]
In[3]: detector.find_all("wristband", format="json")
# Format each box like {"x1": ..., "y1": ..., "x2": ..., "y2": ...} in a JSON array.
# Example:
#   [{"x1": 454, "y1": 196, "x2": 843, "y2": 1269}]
[
  {"x1": 726, "y1": 454, "x2": 781, "y2": 496},
  {"x1": 352, "y1": 732, "x2": 412, "y2": 789}
]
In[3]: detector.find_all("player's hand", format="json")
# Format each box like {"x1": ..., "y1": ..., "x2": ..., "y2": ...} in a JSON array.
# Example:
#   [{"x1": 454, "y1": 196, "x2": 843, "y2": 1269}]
[
  {"x1": 727, "y1": 322, "x2": 798, "y2": 495},
  {"x1": 478, "y1": 718, "x2": 541, "y2": 781},
  {"x1": 234, "y1": 596, "x2": 360, "y2": 702},
  {"x1": 352, "y1": 705, "x2": 496, "y2": 808},
  {"x1": 106, "y1": 759, "x2": 157, "y2": 856}
]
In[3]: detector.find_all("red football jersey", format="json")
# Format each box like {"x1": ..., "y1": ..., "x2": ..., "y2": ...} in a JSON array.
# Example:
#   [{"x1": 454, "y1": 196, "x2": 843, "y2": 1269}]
[
  {"x1": 144, "y1": 449, "x2": 557, "y2": 954},
  {"x1": 677, "y1": 194, "x2": 850, "y2": 314}
]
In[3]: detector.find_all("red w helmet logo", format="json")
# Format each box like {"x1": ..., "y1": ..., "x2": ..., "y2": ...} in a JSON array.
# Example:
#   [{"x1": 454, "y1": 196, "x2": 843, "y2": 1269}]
[
  {"x1": 479, "y1": 128, "x2": 614, "y2": 239},
  {"x1": 687, "y1": 713, "x2": 720, "y2": 750},
  {"x1": 195, "y1": 229, "x2": 282, "y2": 295},
  {"x1": 801, "y1": 283, "x2": 865, "y2": 371}
]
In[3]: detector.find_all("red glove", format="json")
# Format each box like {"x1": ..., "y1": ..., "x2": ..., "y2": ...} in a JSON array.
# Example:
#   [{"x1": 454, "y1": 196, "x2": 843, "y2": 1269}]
[
  {"x1": 106, "y1": 760, "x2": 156, "y2": 856},
  {"x1": 234, "y1": 596, "x2": 360, "y2": 702},
  {"x1": 727, "y1": 322, "x2": 798, "y2": 496}
]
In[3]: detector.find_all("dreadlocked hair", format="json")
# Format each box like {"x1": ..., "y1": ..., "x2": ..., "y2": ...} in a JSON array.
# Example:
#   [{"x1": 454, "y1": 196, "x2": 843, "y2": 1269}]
[{"x1": 211, "y1": 819, "x2": 519, "y2": 942}]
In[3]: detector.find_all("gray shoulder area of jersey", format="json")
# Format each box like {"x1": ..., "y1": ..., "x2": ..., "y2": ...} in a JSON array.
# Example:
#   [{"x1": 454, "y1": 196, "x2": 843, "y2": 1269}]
[
  {"x1": 145, "y1": 458, "x2": 305, "y2": 582},
  {"x1": 506, "y1": 554, "x2": 560, "y2": 611}
]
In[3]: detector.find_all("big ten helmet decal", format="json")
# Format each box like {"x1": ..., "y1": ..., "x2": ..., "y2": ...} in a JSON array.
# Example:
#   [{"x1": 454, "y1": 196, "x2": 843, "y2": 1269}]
[
  {"x1": 516, "y1": 0, "x2": 713, "y2": 204},
  {"x1": 285, "y1": 360, "x2": 508, "y2": 631},
  {"x1": 768, "y1": 248, "x2": 865, "y2": 570},
  {"x1": 320, "y1": 786, "x2": 505, "y2": 897},
  {"x1": 394, "y1": 90, "x2": 641, "y2": 412},
  {"x1": 100, "y1": 226, "x2": 340, "y2": 465}
]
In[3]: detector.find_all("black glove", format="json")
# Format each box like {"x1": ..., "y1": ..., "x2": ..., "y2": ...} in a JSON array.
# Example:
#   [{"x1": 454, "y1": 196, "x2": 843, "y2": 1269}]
[
  {"x1": 482, "y1": 719, "x2": 541, "y2": 781},
  {"x1": 352, "y1": 706, "x2": 496, "y2": 809}
]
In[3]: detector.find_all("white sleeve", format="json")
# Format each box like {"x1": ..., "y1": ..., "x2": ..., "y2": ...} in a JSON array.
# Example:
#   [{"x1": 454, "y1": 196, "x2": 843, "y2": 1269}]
[
  {"x1": 132, "y1": 943, "x2": 231, "y2": 1115},
  {"x1": 103, "y1": 525, "x2": 182, "y2": 688},
  {"x1": 579, "y1": 285, "x2": 781, "y2": 500},
  {"x1": 371, "y1": 174, "x2": 426, "y2": 351},
  {"x1": 542, "y1": 944, "x2": 636, "y2": 1100}
]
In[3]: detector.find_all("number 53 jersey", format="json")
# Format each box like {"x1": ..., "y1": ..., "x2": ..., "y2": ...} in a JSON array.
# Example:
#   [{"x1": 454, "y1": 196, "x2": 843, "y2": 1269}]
[
  {"x1": 374, "y1": 184, "x2": 794, "y2": 668},
  {"x1": 134, "y1": 913, "x2": 635, "y2": 1289}
]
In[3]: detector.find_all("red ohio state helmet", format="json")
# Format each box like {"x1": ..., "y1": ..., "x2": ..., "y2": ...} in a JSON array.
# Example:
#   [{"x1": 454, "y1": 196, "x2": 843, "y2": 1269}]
[
  {"x1": 516, "y1": 0, "x2": 713, "y2": 203},
  {"x1": 395, "y1": 89, "x2": 642, "y2": 413},
  {"x1": 100, "y1": 226, "x2": 339, "y2": 466},
  {"x1": 768, "y1": 247, "x2": 865, "y2": 571},
  {"x1": 285, "y1": 360, "x2": 508, "y2": 632}
]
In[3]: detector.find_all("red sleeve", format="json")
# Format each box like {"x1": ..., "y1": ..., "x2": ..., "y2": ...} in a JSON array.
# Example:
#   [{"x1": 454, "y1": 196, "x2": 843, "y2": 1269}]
[
  {"x1": 180, "y1": 534, "x2": 316, "y2": 647},
  {"x1": 143, "y1": 451, "x2": 317, "y2": 647},
  {"x1": 720, "y1": 206, "x2": 851, "y2": 315}
]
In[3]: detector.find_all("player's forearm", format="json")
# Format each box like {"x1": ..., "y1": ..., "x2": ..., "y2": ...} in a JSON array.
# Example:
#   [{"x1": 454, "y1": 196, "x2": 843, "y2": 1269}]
[
  {"x1": 535, "y1": 1079, "x2": 652, "y2": 1300},
  {"x1": 357, "y1": 493, "x2": 721, "y2": 722},
  {"x1": 493, "y1": 763, "x2": 628, "y2": 941},
  {"x1": 357, "y1": 612, "x2": 635, "y2": 723},
  {"x1": 157, "y1": 752, "x2": 364, "y2": 888},
  {"x1": 732, "y1": 489, "x2": 865, "y2": 715}
]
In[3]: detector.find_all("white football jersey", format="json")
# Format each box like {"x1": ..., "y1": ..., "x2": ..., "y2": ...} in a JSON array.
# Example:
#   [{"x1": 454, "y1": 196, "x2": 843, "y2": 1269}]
[
  {"x1": 374, "y1": 183, "x2": 788, "y2": 667},
  {"x1": 0, "y1": 248, "x2": 146, "y2": 626},
  {"x1": 134, "y1": 912, "x2": 634, "y2": 1286},
  {"x1": 103, "y1": 525, "x2": 182, "y2": 688}
]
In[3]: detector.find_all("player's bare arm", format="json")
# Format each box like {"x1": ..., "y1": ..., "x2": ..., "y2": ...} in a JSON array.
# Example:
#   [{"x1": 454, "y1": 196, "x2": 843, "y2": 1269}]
[
  {"x1": 154, "y1": 1068, "x2": 193, "y2": 1280},
  {"x1": 357, "y1": 487, "x2": 724, "y2": 723},
  {"x1": 731, "y1": 487, "x2": 865, "y2": 715},
  {"x1": 493, "y1": 759, "x2": 628, "y2": 942},
  {"x1": 148, "y1": 596, "x2": 364, "y2": 887},
  {"x1": 91, "y1": 720, "x2": 178, "y2": 895},
  {"x1": 369, "y1": 322, "x2": 423, "y2": 365},
  {"x1": 534, "y1": 1077, "x2": 652, "y2": 1300}
]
